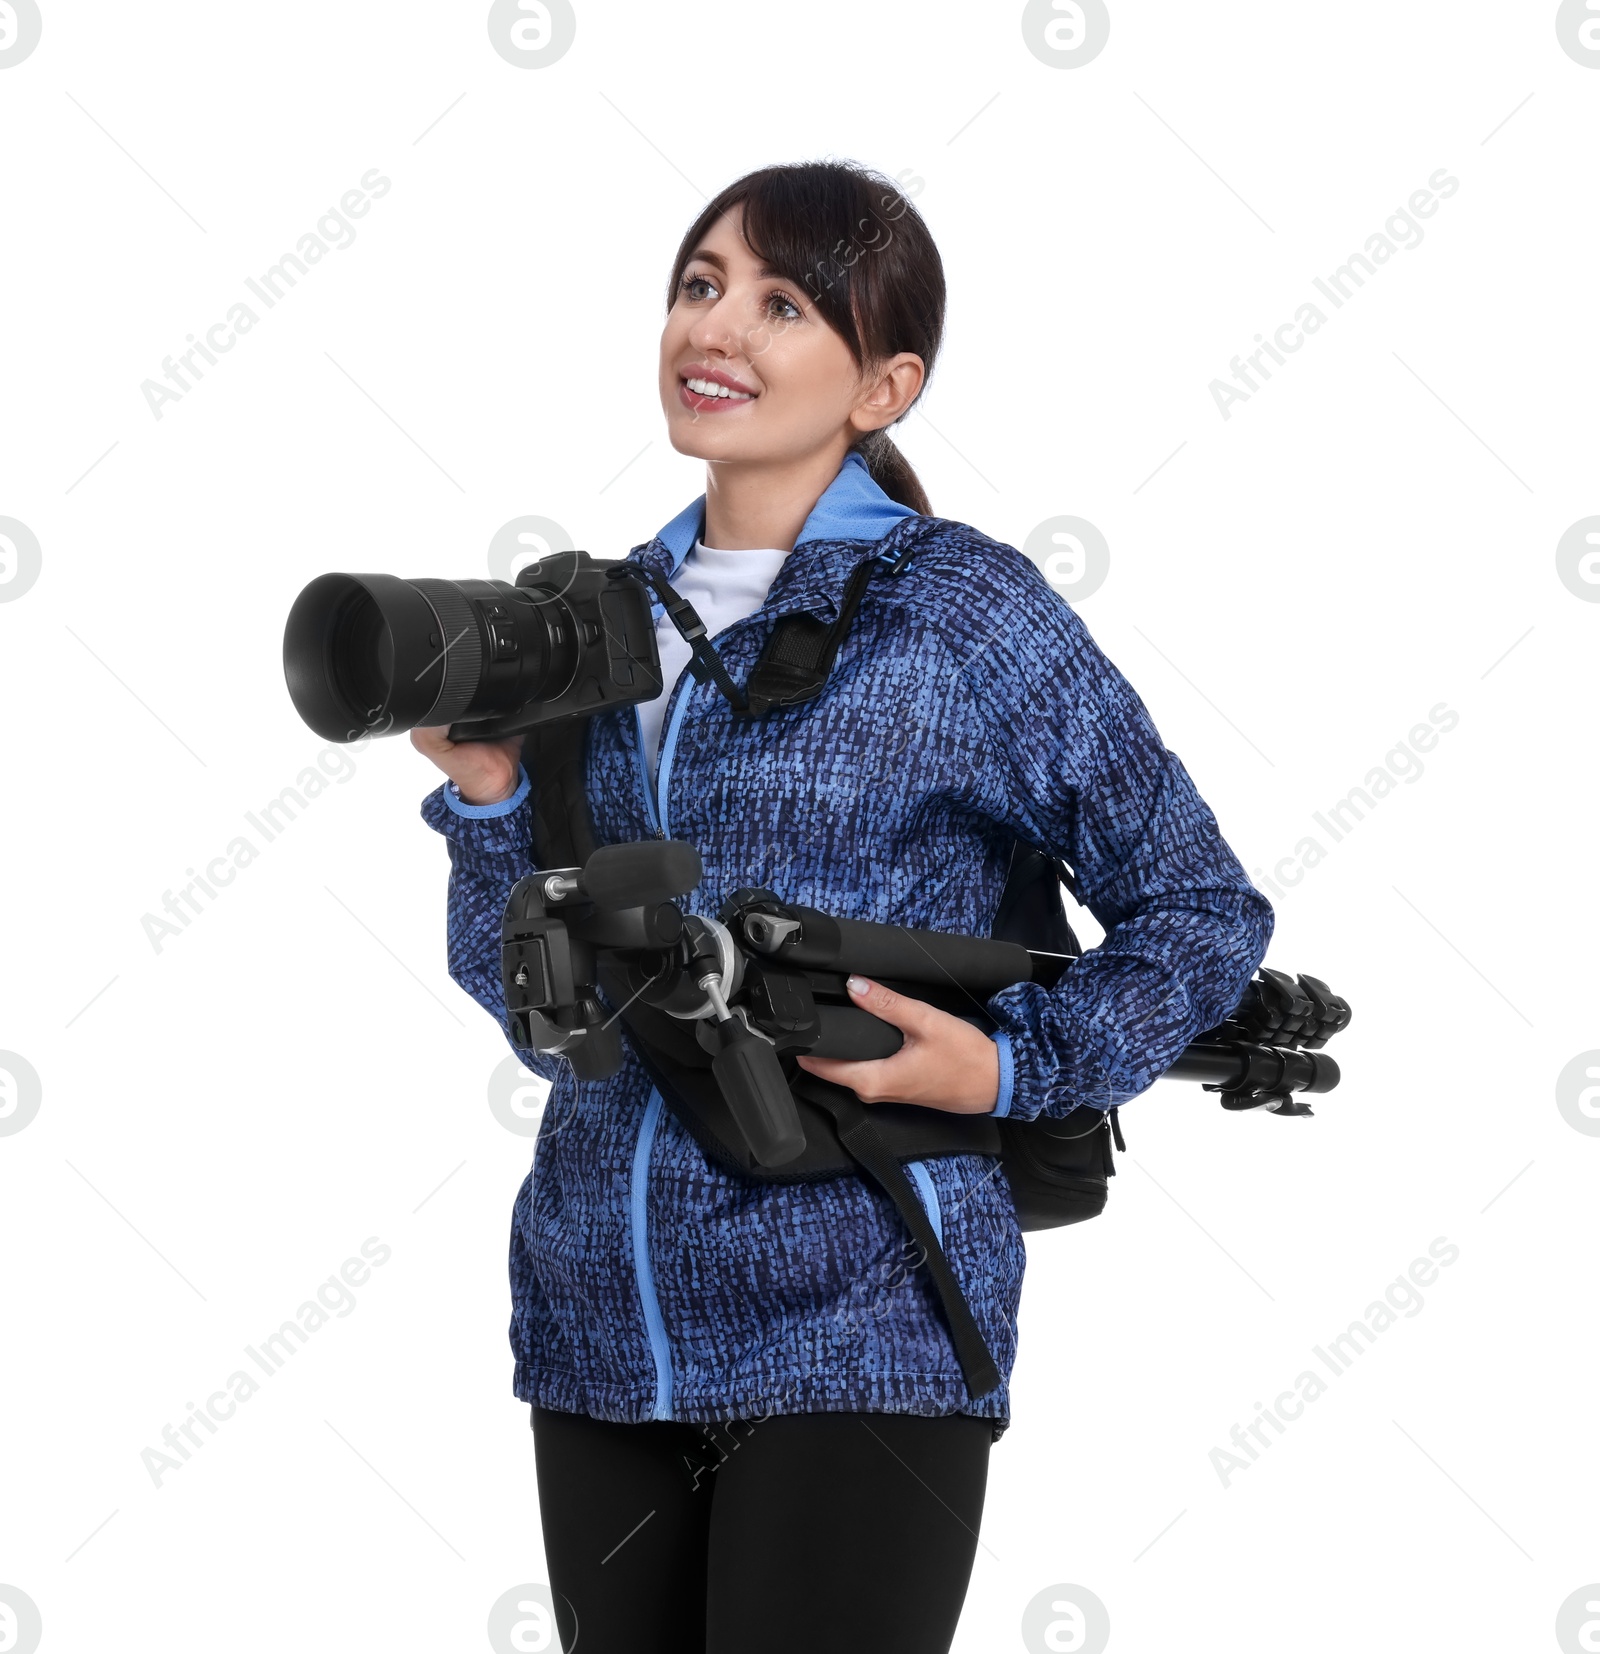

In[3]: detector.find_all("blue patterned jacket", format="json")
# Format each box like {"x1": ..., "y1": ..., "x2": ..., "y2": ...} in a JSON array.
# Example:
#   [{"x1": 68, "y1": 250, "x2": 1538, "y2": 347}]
[{"x1": 420, "y1": 451, "x2": 1273, "y2": 1429}]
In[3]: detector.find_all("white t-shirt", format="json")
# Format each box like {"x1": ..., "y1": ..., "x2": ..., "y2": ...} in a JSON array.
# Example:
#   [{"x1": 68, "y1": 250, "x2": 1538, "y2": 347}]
[{"x1": 639, "y1": 538, "x2": 790, "y2": 788}]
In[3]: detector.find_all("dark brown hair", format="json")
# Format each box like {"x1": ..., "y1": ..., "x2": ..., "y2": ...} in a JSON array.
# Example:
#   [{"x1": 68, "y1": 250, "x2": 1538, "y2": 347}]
[{"x1": 666, "y1": 160, "x2": 945, "y2": 515}]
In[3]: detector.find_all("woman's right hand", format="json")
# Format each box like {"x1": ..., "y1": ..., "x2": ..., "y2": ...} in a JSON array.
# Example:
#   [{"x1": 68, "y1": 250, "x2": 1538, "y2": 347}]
[{"x1": 411, "y1": 725, "x2": 527, "y2": 807}]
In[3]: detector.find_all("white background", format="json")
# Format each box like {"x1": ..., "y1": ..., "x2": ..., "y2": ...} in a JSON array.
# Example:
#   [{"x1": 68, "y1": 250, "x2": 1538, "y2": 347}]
[{"x1": 2, "y1": 3, "x2": 1597, "y2": 1650}]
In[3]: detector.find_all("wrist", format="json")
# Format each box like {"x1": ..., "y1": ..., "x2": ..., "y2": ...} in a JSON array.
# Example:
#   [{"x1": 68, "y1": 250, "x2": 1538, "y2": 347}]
[
  {"x1": 452, "y1": 778, "x2": 516, "y2": 807},
  {"x1": 442, "y1": 764, "x2": 531, "y2": 820}
]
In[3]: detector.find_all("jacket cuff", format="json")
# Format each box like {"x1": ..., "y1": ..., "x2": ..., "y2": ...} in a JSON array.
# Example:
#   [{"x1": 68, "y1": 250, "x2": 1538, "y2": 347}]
[
  {"x1": 443, "y1": 763, "x2": 531, "y2": 818},
  {"x1": 419, "y1": 764, "x2": 535, "y2": 857},
  {"x1": 982, "y1": 980, "x2": 1129, "y2": 1123},
  {"x1": 988, "y1": 1031, "x2": 1015, "y2": 1118}
]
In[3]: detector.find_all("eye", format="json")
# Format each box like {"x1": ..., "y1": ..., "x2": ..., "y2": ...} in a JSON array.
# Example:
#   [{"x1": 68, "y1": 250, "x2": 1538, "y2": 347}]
[
  {"x1": 678, "y1": 272, "x2": 719, "y2": 302},
  {"x1": 766, "y1": 290, "x2": 803, "y2": 322}
]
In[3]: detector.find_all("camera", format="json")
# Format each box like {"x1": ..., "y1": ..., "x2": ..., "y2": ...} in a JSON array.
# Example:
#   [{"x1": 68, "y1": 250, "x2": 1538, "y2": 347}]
[{"x1": 281, "y1": 550, "x2": 661, "y2": 743}]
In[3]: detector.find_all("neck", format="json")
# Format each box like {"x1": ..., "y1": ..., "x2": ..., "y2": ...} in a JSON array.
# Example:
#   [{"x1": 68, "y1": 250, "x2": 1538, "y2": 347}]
[{"x1": 700, "y1": 439, "x2": 855, "y2": 551}]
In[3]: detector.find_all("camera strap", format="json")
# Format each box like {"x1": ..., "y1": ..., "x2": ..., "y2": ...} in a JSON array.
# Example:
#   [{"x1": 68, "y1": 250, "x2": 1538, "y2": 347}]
[
  {"x1": 527, "y1": 531, "x2": 921, "y2": 866},
  {"x1": 605, "y1": 561, "x2": 752, "y2": 714},
  {"x1": 606, "y1": 533, "x2": 920, "y2": 722}
]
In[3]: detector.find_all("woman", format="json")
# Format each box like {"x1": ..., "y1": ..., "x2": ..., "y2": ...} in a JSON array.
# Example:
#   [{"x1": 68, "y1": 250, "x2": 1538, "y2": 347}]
[{"x1": 414, "y1": 161, "x2": 1272, "y2": 1653}]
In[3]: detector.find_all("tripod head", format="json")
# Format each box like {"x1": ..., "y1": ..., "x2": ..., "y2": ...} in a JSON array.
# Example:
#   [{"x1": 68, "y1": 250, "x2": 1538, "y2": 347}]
[{"x1": 500, "y1": 840, "x2": 809, "y2": 1166}]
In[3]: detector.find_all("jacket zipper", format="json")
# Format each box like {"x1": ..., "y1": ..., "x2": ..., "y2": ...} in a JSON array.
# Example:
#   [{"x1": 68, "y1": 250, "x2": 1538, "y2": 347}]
[
  {"x1": 625, "y1": 654, "x2": 698, "y2": 1420},
  {"x1": 632, "y1": 704, "x2": 663, "y2": 837},
  {"x1": 620, "y1": 536, "x2": 912, "y2": 1415},
  {"x1": 631, "y1": 648, "x2": 698, "y2": 839},
  {"x1": 654, "y1": 681, "x2": 696, "y2": 840},
  {"x1": 622, "y1": 595, "x2": 815, "y2": 1418},
  {"x1": 630, "y1": 1089, "x2": 675, "y2": 1419}
]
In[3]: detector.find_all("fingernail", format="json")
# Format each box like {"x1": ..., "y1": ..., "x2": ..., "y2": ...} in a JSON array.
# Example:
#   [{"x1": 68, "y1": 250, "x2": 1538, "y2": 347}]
[{"x1": 847, "y1": 976, "x2": 868, "y2": 995}]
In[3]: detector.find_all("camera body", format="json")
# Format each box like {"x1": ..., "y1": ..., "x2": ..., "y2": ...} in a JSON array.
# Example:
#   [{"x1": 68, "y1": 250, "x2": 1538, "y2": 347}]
[{"x1": 282, "y1": 550, "x2": 661, "y2": 744}]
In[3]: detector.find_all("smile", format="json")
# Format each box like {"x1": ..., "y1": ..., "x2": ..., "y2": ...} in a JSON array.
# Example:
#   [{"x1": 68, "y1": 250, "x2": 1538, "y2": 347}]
[{"x1": 683, "y1": 376, "x2": 754, "y2": 401}]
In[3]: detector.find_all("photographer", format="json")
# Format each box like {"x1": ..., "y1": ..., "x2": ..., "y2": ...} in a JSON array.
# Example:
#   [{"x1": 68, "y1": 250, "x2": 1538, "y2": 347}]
[{"x1": 412, "y1": 161, "x2": 1273, "y2": 1654}]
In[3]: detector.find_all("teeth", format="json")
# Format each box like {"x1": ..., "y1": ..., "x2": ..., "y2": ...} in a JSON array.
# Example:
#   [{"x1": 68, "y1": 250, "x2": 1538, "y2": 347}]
[{"x1": 685, "y1": 376, "x2": 753, "y2": 400}]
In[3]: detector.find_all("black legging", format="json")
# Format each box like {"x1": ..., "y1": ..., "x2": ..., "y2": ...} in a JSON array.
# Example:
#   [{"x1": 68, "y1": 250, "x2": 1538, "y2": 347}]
[{"x1": 529, "y1": 1404, "x2": 995, "y2": 1653}]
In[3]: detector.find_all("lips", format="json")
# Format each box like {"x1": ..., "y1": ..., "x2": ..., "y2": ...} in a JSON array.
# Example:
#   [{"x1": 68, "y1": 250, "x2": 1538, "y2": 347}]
[{"x1": 678, "y1": 365, "x2": 758, "y2": 413}]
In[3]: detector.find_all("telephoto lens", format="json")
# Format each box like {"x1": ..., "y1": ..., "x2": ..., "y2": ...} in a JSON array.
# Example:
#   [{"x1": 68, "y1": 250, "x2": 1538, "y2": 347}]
[{"x1": 281, "y1": 553, "x2": 659, "y2": 744}]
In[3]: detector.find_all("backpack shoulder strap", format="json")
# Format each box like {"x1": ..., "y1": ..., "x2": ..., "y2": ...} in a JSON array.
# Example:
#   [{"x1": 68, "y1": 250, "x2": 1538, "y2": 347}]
[
  {"x1": 739, "y1": 532, "x2": 924, "y2": 719},
  {"x1": 991, "y1": 839, "x2": 1082, "y2": 958},
  {"x1": 797, "y1": 1078, "x2": 1002, "y2": 1400},
  {"x1": 525, "y1": 714, "x2": 597, "y2": 869}
]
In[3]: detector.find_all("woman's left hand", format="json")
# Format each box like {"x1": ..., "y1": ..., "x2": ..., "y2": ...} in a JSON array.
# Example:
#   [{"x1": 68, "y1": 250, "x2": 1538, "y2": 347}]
[{"x1": 792, "y1": 976, "x2": 1000, "y2": 1115}]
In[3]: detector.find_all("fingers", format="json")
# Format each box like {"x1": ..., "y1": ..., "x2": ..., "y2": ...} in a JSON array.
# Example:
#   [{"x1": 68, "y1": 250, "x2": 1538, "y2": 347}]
[
  {"x1": 410, "y1": 725, "x2": 454, "y2": 755},
  {"x1": 847, "y1": 975, "x2": 932, "y2": 1033},
  {"x1": 792, "y1": 978, "x2": 924, "y2": 1104},
  {"x1": 804, "y1": 984, "x2": 997, "y2": 1113},
  {"x1": 794, "y1": 1052, "x2": 892, "y2": 1103},
  {"x1": 796, "y1": 1052, "x2": 884, "y2": 1083}
]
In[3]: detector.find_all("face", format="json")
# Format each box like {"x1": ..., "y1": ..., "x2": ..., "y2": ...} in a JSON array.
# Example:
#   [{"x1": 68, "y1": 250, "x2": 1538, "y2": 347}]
[{"x1": 658, "y1": 204, "x2": 921, "y2": 469}]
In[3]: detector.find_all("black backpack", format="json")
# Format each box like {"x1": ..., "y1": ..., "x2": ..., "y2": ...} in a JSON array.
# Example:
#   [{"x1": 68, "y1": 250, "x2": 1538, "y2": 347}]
[
  {"x1": 986, "y1": 840, "x2": 1125, "y2": 1230},
  {"x1": 522, "y1": 714, "x2": 1125, "y2": 1404}
]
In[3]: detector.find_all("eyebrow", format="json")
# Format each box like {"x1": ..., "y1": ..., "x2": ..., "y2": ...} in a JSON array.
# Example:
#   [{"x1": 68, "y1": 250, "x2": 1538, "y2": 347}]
[{"x1": 685, "y1": 248, "x2": 789, "y2": 282}]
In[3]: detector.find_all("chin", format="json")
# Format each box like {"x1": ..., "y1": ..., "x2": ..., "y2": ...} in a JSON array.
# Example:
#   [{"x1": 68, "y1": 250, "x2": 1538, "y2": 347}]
[{"x1": 663, "y1": 417, "x2": 757, "y2": 464}]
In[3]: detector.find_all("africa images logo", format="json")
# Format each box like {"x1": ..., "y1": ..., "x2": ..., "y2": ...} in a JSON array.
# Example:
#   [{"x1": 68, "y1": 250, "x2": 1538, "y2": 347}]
[
  {"x1": 1209, "y1": 1238, "x2": 1460, "y2": 1488},
  {"x1": 0, "y1": 1585, "x2": 43, "y2": 1654},
  {"x1": 0, "y1": 1, "x2": 43, "y2": 69},
  {"x1": 487, "y1": 0, "x2": 577, "y2": 68},
  {"x1": 139, "y1": 170, "x2": 392, "y2": 421},
  {"x1": 1020, "y1": 0, "x2": 1111, "y2": 69},
  {"x1": 0, "y1": 518, "x2": 42, "y2": 603},
  {"x1": 0, "y1": 1052, "x2": 43, "y2": 1137},
  {"x1": 1209, "y1": 169, "x2": 1461, "y2": 420},
  {"x1": 1555, "y1": 0, "x2": 1600, "y2": 67}
]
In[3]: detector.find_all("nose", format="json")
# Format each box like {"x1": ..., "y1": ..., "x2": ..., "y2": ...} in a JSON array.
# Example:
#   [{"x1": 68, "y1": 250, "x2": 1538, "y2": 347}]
[{"x1": 686, "y1": 293, "x2": 740, "y2": 360}]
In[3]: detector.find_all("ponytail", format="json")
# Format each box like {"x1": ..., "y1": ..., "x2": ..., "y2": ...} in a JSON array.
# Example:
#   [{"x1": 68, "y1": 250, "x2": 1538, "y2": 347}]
[{"x1": 854, "y1": 427, "x2": 931, "y2": 516}]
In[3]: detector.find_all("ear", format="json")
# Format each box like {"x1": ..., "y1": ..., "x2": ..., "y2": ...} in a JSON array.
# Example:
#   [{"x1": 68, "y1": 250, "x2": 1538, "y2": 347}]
[{"x1": 849, "y1": 352, "x2": 925, "y2": 438}]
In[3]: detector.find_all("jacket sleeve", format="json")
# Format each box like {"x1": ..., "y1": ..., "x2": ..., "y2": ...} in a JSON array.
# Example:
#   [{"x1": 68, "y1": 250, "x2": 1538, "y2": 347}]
[
  {"x1": 958, "y1": 551, "x2": 1274, "y2": 1123},
  {"x1": 418, "y1": 763, "x2": 568, "y2": 1087}
]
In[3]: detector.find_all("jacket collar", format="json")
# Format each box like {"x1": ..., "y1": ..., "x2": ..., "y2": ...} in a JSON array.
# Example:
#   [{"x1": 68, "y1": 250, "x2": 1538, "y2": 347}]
[
  {"x1": 625, "y1": 450, "x2": 933, "y2": 622},
  {"x1": 652, "y1": 449, "x2": 917, "y2": 566}
]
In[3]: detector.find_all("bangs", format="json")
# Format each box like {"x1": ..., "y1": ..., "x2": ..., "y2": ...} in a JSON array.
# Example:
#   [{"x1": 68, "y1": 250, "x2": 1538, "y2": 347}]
[
  {"x1": 735, "y1": 170, "x2": 880, "y2": 363},
  {"x1": 668, "y1": 163, "x2": 918, "y2": 368}
]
